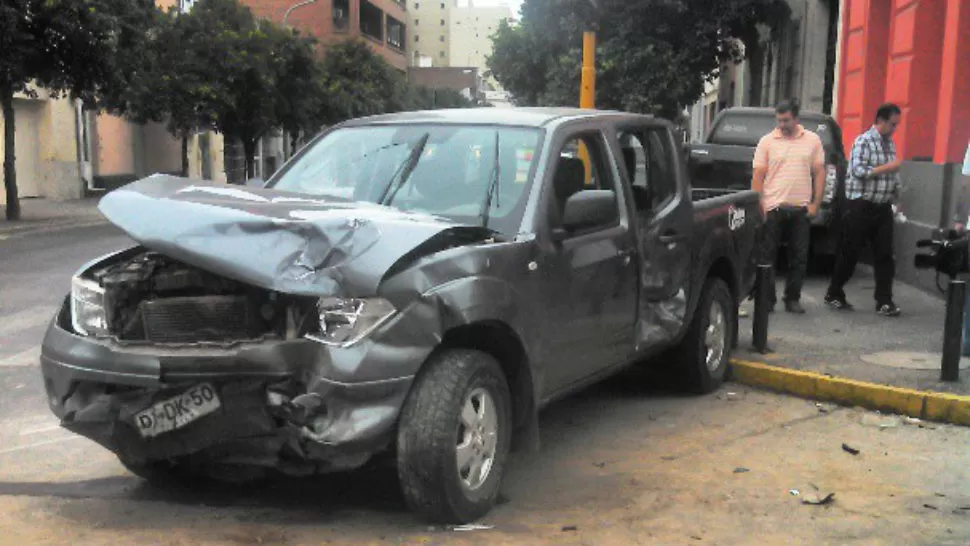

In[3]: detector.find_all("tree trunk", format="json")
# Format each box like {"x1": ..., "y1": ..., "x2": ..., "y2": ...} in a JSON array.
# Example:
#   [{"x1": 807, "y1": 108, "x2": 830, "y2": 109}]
[
  {"x1": 180, "y1": 133, "x2": 190, "y2": 178},
  {"x1": 746, "y1": 40, "x2": 765, "y2": 107},
  {"x1": 1, "y1": 85, "x2": 21, "y2": 221},
  {"x1": 242, "y1": 138, "x2": 256, "y2": 181}
]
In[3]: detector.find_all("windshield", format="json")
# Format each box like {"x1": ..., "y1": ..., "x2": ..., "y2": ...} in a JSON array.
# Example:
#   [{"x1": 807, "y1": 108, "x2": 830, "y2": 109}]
[
  {"x1": 268, "y1": 124, "x2": 542, "y2": 237},
  {"x1": 710, "y1": 114, "x2": 836, "y2": 151}
]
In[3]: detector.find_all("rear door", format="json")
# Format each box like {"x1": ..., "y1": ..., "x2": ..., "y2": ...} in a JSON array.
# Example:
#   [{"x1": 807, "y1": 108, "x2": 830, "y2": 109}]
[{"x1": 613, "y1": 122, "x2": 694, "y2": 351}]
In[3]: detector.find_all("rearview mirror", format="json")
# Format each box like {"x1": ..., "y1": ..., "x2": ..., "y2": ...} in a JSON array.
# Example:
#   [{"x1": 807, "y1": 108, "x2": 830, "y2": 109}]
[{"x1": 556, "y1": 190, "x2": 617, "y2": 238}]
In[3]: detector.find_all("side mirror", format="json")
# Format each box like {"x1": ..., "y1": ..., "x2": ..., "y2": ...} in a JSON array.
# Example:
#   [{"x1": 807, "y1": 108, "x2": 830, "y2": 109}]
[
  {"x1": 555, "y1": 190, "x2": 617, "y2": 239},
  {"x1": 245, "y1": 177, "x2": 265, "y2": 188}
]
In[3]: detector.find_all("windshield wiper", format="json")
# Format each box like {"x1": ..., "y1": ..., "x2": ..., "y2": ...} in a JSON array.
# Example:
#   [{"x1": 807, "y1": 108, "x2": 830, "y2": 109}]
[
  {"x1": 377, "y1": 133, "x2": 430, "y2": 206},
  {"x1": 479, "y1": 131, "x2": 501, "y2": 229}
]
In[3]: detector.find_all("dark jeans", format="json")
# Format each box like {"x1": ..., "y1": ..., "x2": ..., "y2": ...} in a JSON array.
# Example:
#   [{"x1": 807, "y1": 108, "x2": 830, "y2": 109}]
[
  {"x1": 759, "y1": 206, "x2": 810, "y2": 305},
  {"x1": 827, "y1": 199, "x2": 895, "y2": 305}
]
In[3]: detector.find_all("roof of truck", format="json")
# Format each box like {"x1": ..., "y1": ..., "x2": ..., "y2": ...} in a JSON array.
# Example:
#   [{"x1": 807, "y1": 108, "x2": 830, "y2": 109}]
[{"x1": 340, "y1": 107, "x2": 656, "y2": 128}]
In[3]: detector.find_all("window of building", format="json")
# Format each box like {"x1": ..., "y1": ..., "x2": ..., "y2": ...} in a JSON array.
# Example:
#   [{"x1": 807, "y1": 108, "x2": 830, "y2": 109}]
[
  {"x1": 415, "y1": 3, "x2": 419, "y2": 9},
  {"x1": 439, "y1": 35, "x2": 444, "y2": 42},
  {"x1": 440, "y1": 2, "x2": 445, "y2": 8},
  {"x1": 360, "y1": 0, "x2": 384, "y2": 41},
  {"x1": 387, "y1": 15, "x2": 405, "y2": 50},
  {"x1": 440, "y1": 51, "x2": 445, "y2": 58},
  {"x1": 414, "y1": 35, "x2": 419, "y2": 42},
  {"x1": 414, "y1": 18, "x2": 419, "y2": 25},
  {"x1": 440, "y1": 19, "x2": 445, "y2": 25},
  {"x1": 332, "y1": 0, "x2": 349, "y2": 31}
]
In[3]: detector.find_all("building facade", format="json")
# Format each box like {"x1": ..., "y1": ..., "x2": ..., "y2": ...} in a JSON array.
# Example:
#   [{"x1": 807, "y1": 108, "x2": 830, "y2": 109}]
[
  {"x1": 407, "y1": 0, "x2": 453, "y2": 67},
  {"x1": 688, "y1": 0, "x2": 840, "y2": 141},
  {"x1": 0, "y1": 88, "x2": 85, "y2": 206},
  {"x1": 243, "y1": 0, "x2": 408, "y2": 72},
  {"x1": 448, "y1": 3, "x2": 512, "y2": 86}
]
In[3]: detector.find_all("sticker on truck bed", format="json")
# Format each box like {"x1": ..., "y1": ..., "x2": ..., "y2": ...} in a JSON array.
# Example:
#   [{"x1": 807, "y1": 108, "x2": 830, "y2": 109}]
[
  {"x1": 729, "y1": 206, "x2": 746, "y2": 231},
  {"x1": 133, "y1": 383, "x2": 221, "y2": 438}
]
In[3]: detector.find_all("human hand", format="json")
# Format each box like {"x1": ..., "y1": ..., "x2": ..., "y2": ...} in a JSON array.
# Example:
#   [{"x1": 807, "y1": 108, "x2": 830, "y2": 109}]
[{"x1": 808, "y1": 203, "x2": 819, "y2": 218}]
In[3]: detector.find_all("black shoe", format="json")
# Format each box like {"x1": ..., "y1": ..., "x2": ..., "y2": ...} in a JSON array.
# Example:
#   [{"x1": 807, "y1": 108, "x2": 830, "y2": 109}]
[
  {"x1": 824, "y1": 294, "x2": 854, "y2": 311},
  {"x1": 785, "y1": 300, "x2": 806, "y2": 314},
  {"x1": 877, "y1": 302, "x2": 901, "y2": 317}
]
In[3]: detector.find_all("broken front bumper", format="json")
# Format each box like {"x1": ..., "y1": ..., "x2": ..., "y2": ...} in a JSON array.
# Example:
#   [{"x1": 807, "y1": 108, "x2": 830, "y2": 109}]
[{"x1": 39, "y1": 298, "x2": 418, "y2": 474}]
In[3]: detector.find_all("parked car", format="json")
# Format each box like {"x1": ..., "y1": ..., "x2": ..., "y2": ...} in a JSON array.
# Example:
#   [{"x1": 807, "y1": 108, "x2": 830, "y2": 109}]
[
  {"x1": 40, "y1": 108, "x2": 761, "y2": 523},
  {"x1": 687, "y1": 107, "x2": 847, "y2": 263}
]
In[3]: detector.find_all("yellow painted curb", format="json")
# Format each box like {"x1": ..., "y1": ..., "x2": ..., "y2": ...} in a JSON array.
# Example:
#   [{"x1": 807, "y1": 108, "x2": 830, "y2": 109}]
[{"x1": 730, "y1": 358, "x2": 970, "y2": 427}]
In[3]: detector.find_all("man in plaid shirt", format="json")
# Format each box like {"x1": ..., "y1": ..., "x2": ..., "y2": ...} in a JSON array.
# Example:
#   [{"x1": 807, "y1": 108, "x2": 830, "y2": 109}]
[{"x1": 825, "y1": 103, "x2": 904, "y2": 316}]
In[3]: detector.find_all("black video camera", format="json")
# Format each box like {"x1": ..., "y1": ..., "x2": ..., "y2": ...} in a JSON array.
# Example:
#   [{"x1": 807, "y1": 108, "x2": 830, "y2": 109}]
[{"x1": 914, "y1": 228, "x2": 969, "y2": 279}]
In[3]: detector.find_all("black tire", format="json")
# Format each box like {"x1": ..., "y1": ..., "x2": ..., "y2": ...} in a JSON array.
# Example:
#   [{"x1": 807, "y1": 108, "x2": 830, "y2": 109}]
[
  {"x1": 396, "y1": 349, "x2": 513, "y2": 524},
  {"x1": 676, "y1": 278, "x2": 736, "y2": 394}
]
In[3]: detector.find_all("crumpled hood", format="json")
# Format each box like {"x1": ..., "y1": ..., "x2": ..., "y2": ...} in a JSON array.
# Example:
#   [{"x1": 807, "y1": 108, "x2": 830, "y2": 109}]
[{"x1": 98, "y1": 175, "x2": 494, "y2": 297}]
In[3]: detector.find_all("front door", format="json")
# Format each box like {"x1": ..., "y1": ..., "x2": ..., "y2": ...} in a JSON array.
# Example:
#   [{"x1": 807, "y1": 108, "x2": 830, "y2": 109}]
[
  {"x1": 537, "y1": 129, "x2": 638, "y2": 395},
  {"x1": 615, "y1": 125, "x2": 693, "y2": 351}
]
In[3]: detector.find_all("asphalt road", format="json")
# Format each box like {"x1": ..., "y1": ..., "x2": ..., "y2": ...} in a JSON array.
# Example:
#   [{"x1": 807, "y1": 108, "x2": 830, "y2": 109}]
[{"x1": 0, "y1": 225, "x2": 968, "y2": 545}]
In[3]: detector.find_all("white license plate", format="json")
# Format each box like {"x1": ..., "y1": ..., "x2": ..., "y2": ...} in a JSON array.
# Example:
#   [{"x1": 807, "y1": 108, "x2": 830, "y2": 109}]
[{"x1": 134, "y1": 383, "x2": 221, "y2": 438}]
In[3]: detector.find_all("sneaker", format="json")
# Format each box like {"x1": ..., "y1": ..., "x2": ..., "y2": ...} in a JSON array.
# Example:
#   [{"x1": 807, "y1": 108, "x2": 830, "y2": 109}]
[
  {"x1": 785, "y1": 300, "x2": 806, "y2": 314},
  {"x1": 824, "y1": 294, "x2": 854, "y2": 311},
  {"x1": 877, "y1": 303, "x2": 901, "y2": 317}
]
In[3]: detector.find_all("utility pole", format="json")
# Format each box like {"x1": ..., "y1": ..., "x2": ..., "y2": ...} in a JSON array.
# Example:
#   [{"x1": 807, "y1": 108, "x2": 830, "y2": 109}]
[{"x1": 578, "y1": 1, "x2": 598, "y2": 183}]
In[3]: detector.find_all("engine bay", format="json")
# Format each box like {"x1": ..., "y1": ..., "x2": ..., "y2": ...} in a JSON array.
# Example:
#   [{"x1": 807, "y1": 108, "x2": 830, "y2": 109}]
[{"x1": 88, "y1": 251, "x2": 315, "y2": 344}]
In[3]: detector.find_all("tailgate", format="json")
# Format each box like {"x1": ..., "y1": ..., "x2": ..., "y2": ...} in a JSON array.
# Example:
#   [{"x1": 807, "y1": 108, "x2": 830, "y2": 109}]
[{"x1": 687, "y1": 144, "x2": 754, "y2": 191}]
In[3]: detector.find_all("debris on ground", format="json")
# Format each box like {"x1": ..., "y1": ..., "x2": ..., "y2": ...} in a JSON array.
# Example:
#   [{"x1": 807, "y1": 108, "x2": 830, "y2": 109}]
[
  {"x1": 862, "y1": 414, "x2": 900, "y2": 429},
  {"x1": 802, "y1": 492, "x2": 836, "y2": 506},
  {"x1": 923, "y1": 504, "x2": 938, "y2": 510},
  {"x1": 800, "y1": 483, "x2": 836, "y2": 506},
  {"x1": 453, "y1": 524, "x2": 494, "y2": 532},
  {"x1": 842, "y1": 443, "x2": 861, "y2": 455},
  {"x1": 690, "y1": 535, "x2": 703, "y2": 541},
  {"x1": 661, "y1": 455, "x2": 677, "y2": 461},
  {"x1": 815, "y1": 403, "x2": 830, "y2": 414},
  {"x1": 593, "y1": 462, "x2": 606, "y2": 468},
  {"x1": 789, "y1": 489, "x2": 800, "y2": 496},
  {"x1": 733, "y1": 467, "x2": 750, "y2": 474},
  {"x1": 562, "y1": 525, "x2": 578, "y2": 532}
]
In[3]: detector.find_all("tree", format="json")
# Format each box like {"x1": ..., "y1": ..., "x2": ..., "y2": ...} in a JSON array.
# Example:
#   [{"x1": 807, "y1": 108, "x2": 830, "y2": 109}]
[
  {"x1": 0, "y1": 0, "x2": 155, "y2": 220},
  {"x1": 316, "y1": 40, "x2": 402, "y2": 125},
  {"x1": 486, "y1": 0, "x2": 790, "y2": 118}
]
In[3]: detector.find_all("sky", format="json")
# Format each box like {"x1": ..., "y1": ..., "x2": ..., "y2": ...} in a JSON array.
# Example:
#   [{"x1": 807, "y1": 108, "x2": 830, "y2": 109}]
[{"x1": 459, "y1": 0, "x2": 524, "y2": 18}]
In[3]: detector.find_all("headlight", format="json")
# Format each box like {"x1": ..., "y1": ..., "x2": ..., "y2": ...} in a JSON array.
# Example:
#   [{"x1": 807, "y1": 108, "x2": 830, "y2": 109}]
[
  {"x1": 822, "y1": 164, "x2": 838, "y2": 203},
  {"x1": 70, "y1": 277, "x2": 108, "y2": 337},
  {"x1": 307, "y1": 297, "x2": 396, "y2": 347}
]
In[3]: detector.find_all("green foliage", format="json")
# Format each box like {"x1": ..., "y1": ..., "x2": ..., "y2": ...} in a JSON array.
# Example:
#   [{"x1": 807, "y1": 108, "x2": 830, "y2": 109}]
[{"x1": 486, "y1": 0, "x2": 790, "y2": 117}]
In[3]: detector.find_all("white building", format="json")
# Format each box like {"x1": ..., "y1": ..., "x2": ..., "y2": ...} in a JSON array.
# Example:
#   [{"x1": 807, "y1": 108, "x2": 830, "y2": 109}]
[{"x1": 448, "y1": 2, "x2": 513, "y2": 87}]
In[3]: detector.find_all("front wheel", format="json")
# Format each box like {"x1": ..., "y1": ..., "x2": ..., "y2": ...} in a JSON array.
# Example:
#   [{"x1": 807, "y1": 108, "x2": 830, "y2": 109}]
[
  {"x1": 396, "y1": 349, "x2": 513, "y2": 524},
  {"x1": 677, "y1": 278, "x2": 736, "y2": 394}
]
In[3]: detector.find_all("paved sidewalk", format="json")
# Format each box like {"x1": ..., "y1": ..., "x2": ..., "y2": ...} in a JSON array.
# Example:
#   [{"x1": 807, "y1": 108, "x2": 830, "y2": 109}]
[
  {"x1": 0, "y1": 197, "x2": 107, "y2": 237},
  {"x1": 736, "y1": 267, "x2": 969, "y2": 395}
]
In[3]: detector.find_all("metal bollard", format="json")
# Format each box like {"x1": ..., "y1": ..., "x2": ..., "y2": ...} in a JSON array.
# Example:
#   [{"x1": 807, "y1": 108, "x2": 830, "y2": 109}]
[
  {"x1": 941, "y1": 279, "x2": 966, "y2": 382},
  {"x1": 752, "y1": 264, "x2": 772, "y2": 354}
]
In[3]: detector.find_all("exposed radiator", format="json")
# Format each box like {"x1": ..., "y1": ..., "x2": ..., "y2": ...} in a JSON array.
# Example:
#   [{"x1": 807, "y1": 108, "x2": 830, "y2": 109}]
[{"x1": 140, "y1": 295, "x2": 257, "y2": 343}]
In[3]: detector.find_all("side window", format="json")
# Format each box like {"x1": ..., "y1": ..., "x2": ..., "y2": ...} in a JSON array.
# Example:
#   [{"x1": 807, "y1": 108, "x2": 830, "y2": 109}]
[
  {"x1": 549, "y1": 133, "x2": 618, "y2": 229},
  {"x1": 618, "y1": 128, "x2": 676, "y2": 211}
]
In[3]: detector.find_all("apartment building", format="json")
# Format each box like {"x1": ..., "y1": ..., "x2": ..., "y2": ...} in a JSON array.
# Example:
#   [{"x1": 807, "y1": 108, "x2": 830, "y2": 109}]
[
  {"x1": 449, "y1": 2, "x2": 512, "y2": 86},
  {"x1": 408, "y1": 0, "x2": 453, "y2": 66},
  {"x1": 243, "y1": 0, "x2": 408, "y2": 72}
]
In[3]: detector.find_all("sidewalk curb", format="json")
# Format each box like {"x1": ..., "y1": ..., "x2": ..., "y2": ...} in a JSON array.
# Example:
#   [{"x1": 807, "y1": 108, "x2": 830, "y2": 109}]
[{"x1": 730, "y1": 359, "x2": 970, "y2": 426}]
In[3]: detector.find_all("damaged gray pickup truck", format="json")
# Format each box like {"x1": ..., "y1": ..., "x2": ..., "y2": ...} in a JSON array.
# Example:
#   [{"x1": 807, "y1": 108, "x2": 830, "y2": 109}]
[{"x1": 40, "y1": 108, "x2": 761, "y2": 523}]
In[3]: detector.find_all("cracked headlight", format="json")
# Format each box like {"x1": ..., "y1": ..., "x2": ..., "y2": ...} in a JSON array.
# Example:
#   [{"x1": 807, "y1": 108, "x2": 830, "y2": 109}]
[
  {"x1": 308, "y1": 297, "x2": 396, "y2": 347},
  {"x1": 71, "y1": 277, "x2": 107, "y2": 337}
]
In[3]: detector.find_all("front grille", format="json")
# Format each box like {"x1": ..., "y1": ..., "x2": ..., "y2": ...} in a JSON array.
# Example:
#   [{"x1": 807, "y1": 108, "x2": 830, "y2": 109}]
[{"x1": 140, "y1": 295, "x2": 258, "y2": 343}]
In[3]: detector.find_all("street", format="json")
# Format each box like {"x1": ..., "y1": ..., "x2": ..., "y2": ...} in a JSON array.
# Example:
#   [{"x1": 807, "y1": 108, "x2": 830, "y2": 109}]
[{"x1": 0, "y1": 226, "x2": 967, "y2": 545}]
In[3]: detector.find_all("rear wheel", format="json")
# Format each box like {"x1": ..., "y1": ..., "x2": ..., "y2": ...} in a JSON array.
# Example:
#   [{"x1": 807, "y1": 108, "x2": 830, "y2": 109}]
[
  {"x1": 396, "y1": 349, "x2": 512, "y2": 524},
  {"x1": 676, "y1": 278, "x2": 735, "y2": 394}
]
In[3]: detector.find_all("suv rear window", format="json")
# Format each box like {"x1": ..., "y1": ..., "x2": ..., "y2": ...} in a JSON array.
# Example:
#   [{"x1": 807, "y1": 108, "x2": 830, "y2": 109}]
[{"x1": 709, "y1": 113, "x2": 836, "y2": 151}]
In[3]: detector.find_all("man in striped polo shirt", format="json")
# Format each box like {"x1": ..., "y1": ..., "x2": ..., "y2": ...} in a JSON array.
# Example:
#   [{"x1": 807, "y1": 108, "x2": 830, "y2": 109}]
[
  {"x1": 751, "y1": 99, "x2": 827, "y2": 314},
  {"x1": 825, "y1": 103, "x2": 903, "y2": 317}
]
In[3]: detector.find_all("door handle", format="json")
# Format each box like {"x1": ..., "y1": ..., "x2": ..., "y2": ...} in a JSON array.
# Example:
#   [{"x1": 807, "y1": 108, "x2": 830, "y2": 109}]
[{"x1": 658, "y1": 232, "x2": 688, "y2": 244}]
